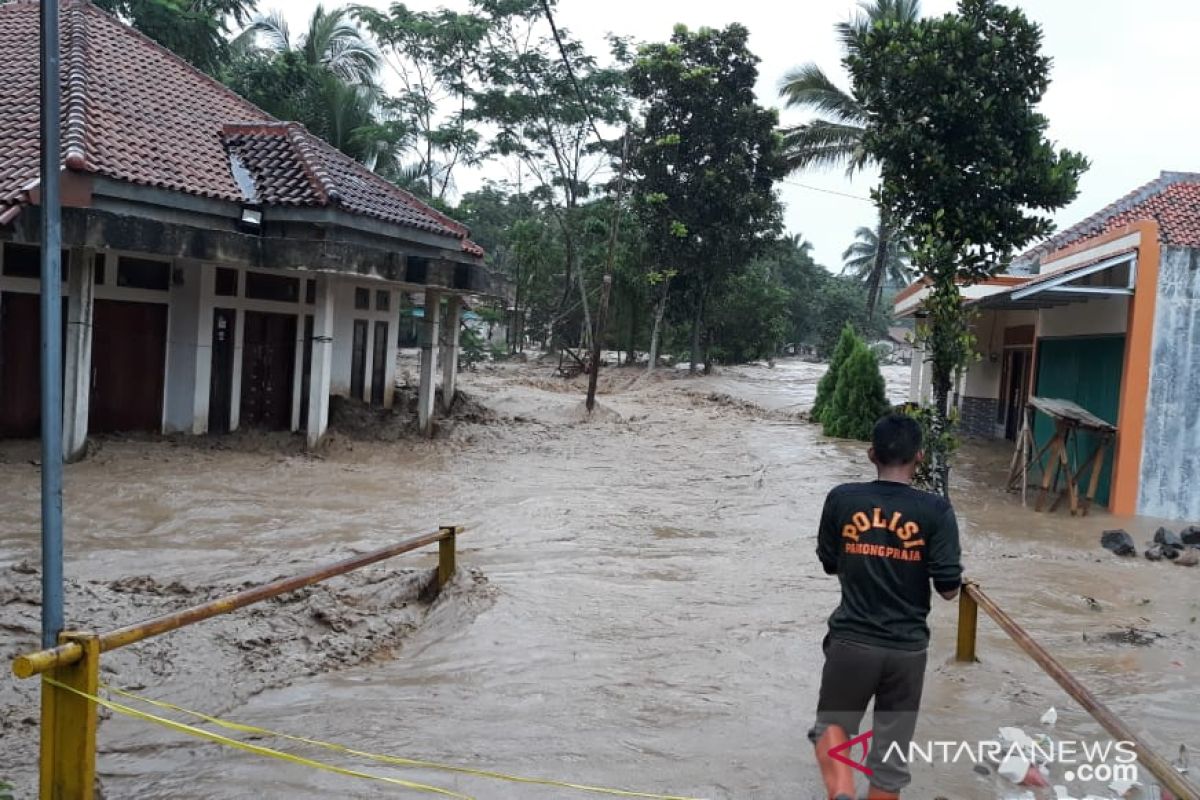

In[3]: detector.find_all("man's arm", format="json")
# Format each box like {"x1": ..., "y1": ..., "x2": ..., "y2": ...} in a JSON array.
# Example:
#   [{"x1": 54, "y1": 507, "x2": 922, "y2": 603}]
[
  {"x1": 929, "y1": 505, "x2": 963, "y2": 600},
  {"x1": 816, "y1": 493, "x2": 840, "y2": 576}
]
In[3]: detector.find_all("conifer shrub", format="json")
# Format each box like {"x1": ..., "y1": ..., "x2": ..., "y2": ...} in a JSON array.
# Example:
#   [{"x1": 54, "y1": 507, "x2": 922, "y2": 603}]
[
  {"x1": 824, "y1": 342, "x2": 891, "y2": 441},
  {"x1": 811, "y1": 323, "x2": 859, "y2": 424}
]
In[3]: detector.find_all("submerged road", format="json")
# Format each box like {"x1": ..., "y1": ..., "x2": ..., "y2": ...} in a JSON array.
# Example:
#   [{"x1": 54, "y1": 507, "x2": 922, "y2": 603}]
[{"x1": 4, "y1": 361, "x2": 1197, "y2": 798}]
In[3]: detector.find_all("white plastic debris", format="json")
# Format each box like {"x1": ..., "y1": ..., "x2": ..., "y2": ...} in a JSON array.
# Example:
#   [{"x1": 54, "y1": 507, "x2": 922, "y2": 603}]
[
  {"x1": 1041, "y1": 706, "x2": 1058, "y2": 727},
  {"x1": 999, "y1": 752, "x2": 1033, "y2": 783},
  {"x1": 1108, "y1": 775, "x2": 1140, "y2": 795}
]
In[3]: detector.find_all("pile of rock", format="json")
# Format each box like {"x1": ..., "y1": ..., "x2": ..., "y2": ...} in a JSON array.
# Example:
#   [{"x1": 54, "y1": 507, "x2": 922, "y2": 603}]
[{"x1": 1101, "y1": 526, "x2": 1200, "y2": 566}]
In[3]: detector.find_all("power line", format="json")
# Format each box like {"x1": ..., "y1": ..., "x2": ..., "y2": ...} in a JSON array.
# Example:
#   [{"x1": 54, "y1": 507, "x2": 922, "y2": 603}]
[{"x1": 781, "y1": 179, "x2": 874, "y2": 203}]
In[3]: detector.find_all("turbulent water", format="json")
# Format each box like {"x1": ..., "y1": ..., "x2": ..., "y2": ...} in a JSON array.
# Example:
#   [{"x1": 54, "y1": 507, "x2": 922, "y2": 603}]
[{"x1": 1, "y1": 359, "x2": 1196, "y2": 799}]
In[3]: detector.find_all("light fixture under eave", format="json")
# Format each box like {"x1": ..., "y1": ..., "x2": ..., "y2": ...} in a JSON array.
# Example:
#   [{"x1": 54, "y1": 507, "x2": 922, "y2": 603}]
[{"x1": 239, "y1": 204, "x2": 263, "y2": 233}]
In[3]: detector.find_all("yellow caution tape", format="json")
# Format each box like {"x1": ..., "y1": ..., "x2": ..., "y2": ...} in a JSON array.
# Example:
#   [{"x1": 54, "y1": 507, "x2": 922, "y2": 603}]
[
  {"x1": 45, "y1": 678, "x2": 470, "y2": 799},
  {"x1": 49, "y1": 678, "x2": 708, "y2": 800}
]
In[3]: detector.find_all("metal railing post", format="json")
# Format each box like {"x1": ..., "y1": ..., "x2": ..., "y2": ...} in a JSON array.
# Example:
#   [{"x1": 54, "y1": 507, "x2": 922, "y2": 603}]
[
  {"x1": 438, "y1": 526, "x2": 458, "y2": 589},
  {"x1": 40, "y1": 632, "x2": 99, "y2": 800},
  {"x1": 956, "y1": 584, "x2": 978, "y2": 663}
]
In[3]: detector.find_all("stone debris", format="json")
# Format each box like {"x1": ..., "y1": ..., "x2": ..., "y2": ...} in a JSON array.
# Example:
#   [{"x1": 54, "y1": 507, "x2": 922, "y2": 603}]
[{"x1": 1101, "y1": 529, "x2": 1137, "y2": 556}]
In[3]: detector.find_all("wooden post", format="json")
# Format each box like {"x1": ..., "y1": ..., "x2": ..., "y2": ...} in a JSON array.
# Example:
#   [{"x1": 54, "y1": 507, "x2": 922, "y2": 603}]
[
  {"x1": 956, "y1": 588, "x2": 978, "y2": 663},
  {"x1": 437, "y1": 526, "x2": 457, "y2": 589},
  {"x1": 40, "y1": 631, "x2": 99, "y2": 800}
]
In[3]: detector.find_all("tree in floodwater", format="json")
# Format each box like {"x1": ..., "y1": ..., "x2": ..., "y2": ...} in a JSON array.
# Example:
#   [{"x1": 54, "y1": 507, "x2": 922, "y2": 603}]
[
  {"x1": 811, "y1": 324, "x2": 859, "y2": 425},
  {"x1": 845, "y1": 0, "x2": 1087, "y2": 494},
  {"x1": 824, "y1": 342, "x2": 890, "y2": 441},
  {"x1": 471, "y1": 0, "x2": 630, "y2": 351},
  {"x1": 628, "y1": 23, "x2": 785, "y2": 373}
]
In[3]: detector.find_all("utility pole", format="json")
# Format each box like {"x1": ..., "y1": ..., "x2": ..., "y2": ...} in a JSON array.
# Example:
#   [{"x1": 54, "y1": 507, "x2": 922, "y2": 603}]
[{"x1": 40, "y1": 0, "x2": 64, "y2": 648}]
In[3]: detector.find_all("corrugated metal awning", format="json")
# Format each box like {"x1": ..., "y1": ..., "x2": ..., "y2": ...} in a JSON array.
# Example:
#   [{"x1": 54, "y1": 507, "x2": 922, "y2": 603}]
[{"x1": 973, "y1": 251, "x2": 1136, "y2": 310}]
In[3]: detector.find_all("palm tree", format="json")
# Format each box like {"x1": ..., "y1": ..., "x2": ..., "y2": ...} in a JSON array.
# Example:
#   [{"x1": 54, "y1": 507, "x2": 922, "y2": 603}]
[
  {"x1": 238, "y1": 7, "x2": 381, "y2": 86},
  {"x1": 842, "y1": 226, "x2": 912, "y2": 289},
  {"x1": 228, "y1": 7, "x2": 410, "y2": 172},
  {"x1": 778, "y1": 0, "x2": 920, "y2": 313}
]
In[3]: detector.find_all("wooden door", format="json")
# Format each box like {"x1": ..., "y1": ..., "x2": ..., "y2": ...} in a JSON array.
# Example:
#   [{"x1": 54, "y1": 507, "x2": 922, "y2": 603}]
[
  {"x1": 208, "y1": 307, "x2": 236, "y2": 434},
  {"x1": 0, "y1": 292, "x2": 42, "y2": 437},
  {"x1": 370, "y1": 320, "x2": 388, "y2": 406},
  {"x1": 90, "y1": 299, "x2": 167, "y2": 432},
  {"x1": 350, "y1": 319, "x2": 368, "y2": 401},
  {"x1": 240, "y1": 311, "x2": 296, "y2": 430}
]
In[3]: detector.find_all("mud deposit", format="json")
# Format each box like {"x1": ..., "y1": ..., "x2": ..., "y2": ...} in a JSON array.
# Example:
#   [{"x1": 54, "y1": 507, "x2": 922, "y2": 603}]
[{"x1": 2, "y1": 359, "x2": 1198, "y2": 799}]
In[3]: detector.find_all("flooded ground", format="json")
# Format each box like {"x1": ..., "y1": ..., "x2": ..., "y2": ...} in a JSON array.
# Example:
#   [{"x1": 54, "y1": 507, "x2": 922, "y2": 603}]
[{"x1": 1, "y1": 358, "x2": 1197, "y2": 799}]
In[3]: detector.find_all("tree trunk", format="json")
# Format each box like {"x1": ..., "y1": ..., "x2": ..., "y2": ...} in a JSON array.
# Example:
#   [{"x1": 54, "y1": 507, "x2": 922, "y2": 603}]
[
  {"x1": 647, "y1": 278, "x2": 671, "y2": 374},
  {"x1": 626, "y1": 294, "x2": 639, "y2": 366},
  {"x1": 866, "y1": 207, "x2": 890, "y2": 316},
  {"x1": 688, "y1": 288, "x2": 706, "y2": 374}
]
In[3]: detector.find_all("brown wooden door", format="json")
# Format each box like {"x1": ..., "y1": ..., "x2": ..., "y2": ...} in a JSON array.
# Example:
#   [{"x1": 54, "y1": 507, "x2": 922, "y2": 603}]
[
  {"x1": 240, "y1": 311, "x2": 296, "y2": 430},
  {"x1": 370, "y1": 321, "x2": 388, "y2": 406},
  {"x1": 0, "y1": 292, "x2": 42, "y2": 437},
  {"x1": 208, "y1": 307, "x2": 236, "y2": 435},
  {"x1": 90, "y1": 300, "x2": 167, "y2": 433},
  {"x1": 350, "y1": 319, "x2": 368, "y2": 401}
]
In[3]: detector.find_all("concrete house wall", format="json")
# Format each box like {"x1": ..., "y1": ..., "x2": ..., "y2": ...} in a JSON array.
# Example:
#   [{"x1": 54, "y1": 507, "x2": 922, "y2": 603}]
[{"x1": 1138, "y1": 245, "x2": 1200, "y2": 519}]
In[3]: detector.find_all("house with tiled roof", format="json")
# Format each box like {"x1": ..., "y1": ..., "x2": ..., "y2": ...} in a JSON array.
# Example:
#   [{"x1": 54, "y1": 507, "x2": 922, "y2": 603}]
[
  {"x1": 895, "y1": 171, "x2": 1200, "y2": 521},
  {"x1": 0, "y1": 0, "x2": 497, "y2": 453}
]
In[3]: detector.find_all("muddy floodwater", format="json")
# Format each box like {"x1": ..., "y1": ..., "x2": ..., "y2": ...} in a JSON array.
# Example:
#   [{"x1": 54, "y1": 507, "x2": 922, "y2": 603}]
[{"x1": 2, "y1": 359, "x2": 1198, "y2": 799}]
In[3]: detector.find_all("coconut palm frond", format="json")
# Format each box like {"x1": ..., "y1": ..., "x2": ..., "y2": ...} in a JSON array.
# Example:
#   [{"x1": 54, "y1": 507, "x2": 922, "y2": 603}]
[
  {"x1": 778, "y1": 63, "x2": 864, "y2": 126},
  {"x1": 780, "y1": 120, "x2": 867, "y2": 175}
]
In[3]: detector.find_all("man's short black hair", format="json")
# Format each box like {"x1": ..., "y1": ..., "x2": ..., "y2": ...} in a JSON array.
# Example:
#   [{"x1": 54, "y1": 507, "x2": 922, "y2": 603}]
[{"x1": 872, "y1": 414, "x2": 923, "y2": 466}]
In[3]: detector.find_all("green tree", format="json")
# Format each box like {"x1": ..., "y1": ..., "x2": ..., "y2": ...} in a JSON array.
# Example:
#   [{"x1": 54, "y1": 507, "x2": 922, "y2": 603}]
[
  {"x1": 226, "y1": 6, "x2": 407, "y2": 174},
  {"x1": 824, "y1": 343, "x2": 890, "y2": 440},
  {"x1": 841, "y1": 225, "x2": 911, "y2": 289},
  {"x1": 354, "y1": 4, "x2": 490, "y2": 199},
  {"x1": 777, "y1": 0, "x2": 920, "y2": 314},
  {"x1": 629, "y1": 24, "x2": 785, "y2": 373},
  {"x1": 96, "y1": 0, "x2": 257, "y2": 74},
  {"x1": 706, "y1": 261, "x2": 790, "y2": 365},
  {"x1": 846, "y1": 0, "x2": 1088, "y2": 493},
  {"x1": 812, "y1": 323, "x2": 859, "y2": 423},
  {"x1": 471, "y1": 0, "x2": 630, "y2": 350}
]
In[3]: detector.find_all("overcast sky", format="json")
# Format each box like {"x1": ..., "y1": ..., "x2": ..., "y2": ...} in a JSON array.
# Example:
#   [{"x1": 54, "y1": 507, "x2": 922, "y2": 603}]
[{"x1": 280, "y1": 0, "x2": 1200, "y2": 271}]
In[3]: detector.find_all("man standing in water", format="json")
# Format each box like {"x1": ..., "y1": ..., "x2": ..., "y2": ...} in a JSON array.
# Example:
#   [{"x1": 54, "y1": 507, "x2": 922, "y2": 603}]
[{"x1": 809, "y1": 414, "x2": 963, "y2": 800}]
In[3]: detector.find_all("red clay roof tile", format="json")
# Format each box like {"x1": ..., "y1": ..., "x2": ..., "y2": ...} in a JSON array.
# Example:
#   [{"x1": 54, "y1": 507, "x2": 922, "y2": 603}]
[
  {"x1": 0, "y1": 0, "x2": 482, "y2": 258},
  {"x1": 1021, "y1": 172, "x2": 1200, "y2": 265}
]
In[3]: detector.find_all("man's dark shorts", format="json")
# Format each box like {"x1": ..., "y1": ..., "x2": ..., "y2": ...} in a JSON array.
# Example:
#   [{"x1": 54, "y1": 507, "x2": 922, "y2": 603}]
[{"x1": 807, "y1": 636, "x2": 927, "y2": 793}]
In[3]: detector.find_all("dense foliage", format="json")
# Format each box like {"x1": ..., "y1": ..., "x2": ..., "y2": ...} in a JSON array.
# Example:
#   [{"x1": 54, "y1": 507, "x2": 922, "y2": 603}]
[
  {"x1": 845, "y1": 0, "x2": 1087, "y2": 492},
  {"x1": 811, "y1": 324, "x2": 859, "y2": 424}
]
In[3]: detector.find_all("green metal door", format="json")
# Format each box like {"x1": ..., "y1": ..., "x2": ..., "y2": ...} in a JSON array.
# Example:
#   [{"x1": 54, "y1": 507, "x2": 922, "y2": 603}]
[{"x1": 1034, "y1": 336, "x2": 1124, "y2": 506}]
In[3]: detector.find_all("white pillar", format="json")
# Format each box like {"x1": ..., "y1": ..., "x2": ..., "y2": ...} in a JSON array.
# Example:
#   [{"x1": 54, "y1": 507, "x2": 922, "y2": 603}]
[
  {"x1": 306, "y1": 276, "x2": 335, "y2": 448},
  {"x1": 441, "y1": 295, "x2": 461, "y2": 413},
  {"x1": 62, "y1": 247, "x2": 95, "y2": 462},
  {"x1": 418, "y1": 291, "x2": 442, "y2": 436},
  {"x1": 190, "y1": 263, "x2": 214, "y2": 434},
  {"x1": 382, "y1": 288, "x2": 401, "y2": 409}
]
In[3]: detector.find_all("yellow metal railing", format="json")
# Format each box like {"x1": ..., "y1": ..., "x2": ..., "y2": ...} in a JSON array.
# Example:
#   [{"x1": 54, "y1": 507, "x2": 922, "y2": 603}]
[
  {"x1": 957, "y1": 580, "x2": 1200, "y2": 800},
  {"x1": 12, "y1": 526, "x2": 462, "y2": 800}
]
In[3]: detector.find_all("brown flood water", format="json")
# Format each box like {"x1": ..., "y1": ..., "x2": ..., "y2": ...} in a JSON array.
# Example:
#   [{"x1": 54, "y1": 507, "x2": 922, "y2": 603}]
[{"x1": 1, "y1": 359, "x2": 1197, "y2": 799}]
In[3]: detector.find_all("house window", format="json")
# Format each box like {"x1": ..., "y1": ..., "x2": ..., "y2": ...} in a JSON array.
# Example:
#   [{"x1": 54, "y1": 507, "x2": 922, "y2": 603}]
[
  {"x1": 215, "y1": 267, "x2": 239, "y2": 297},
  {"x1": 116, "y1": 256, "x2": 170, "y2": 291},
  {"x1": 3, "y1": 243, "x2": 69, "y2": 279},
  {"x1": 93, "y1": 253, "x2": 105, "y2": 285},
  {"x1": 305, "y1": 279, "x2": 316, "y2": 305},
  {"x1": 375, "y1": 290, "x2": 390, "y2": 312},
  {"x1": 245, "y1": 271, "x2": 299, "y2": 302},
  {"x1": 354, "y1": 287, "x2": 370, "y2": 310}
]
